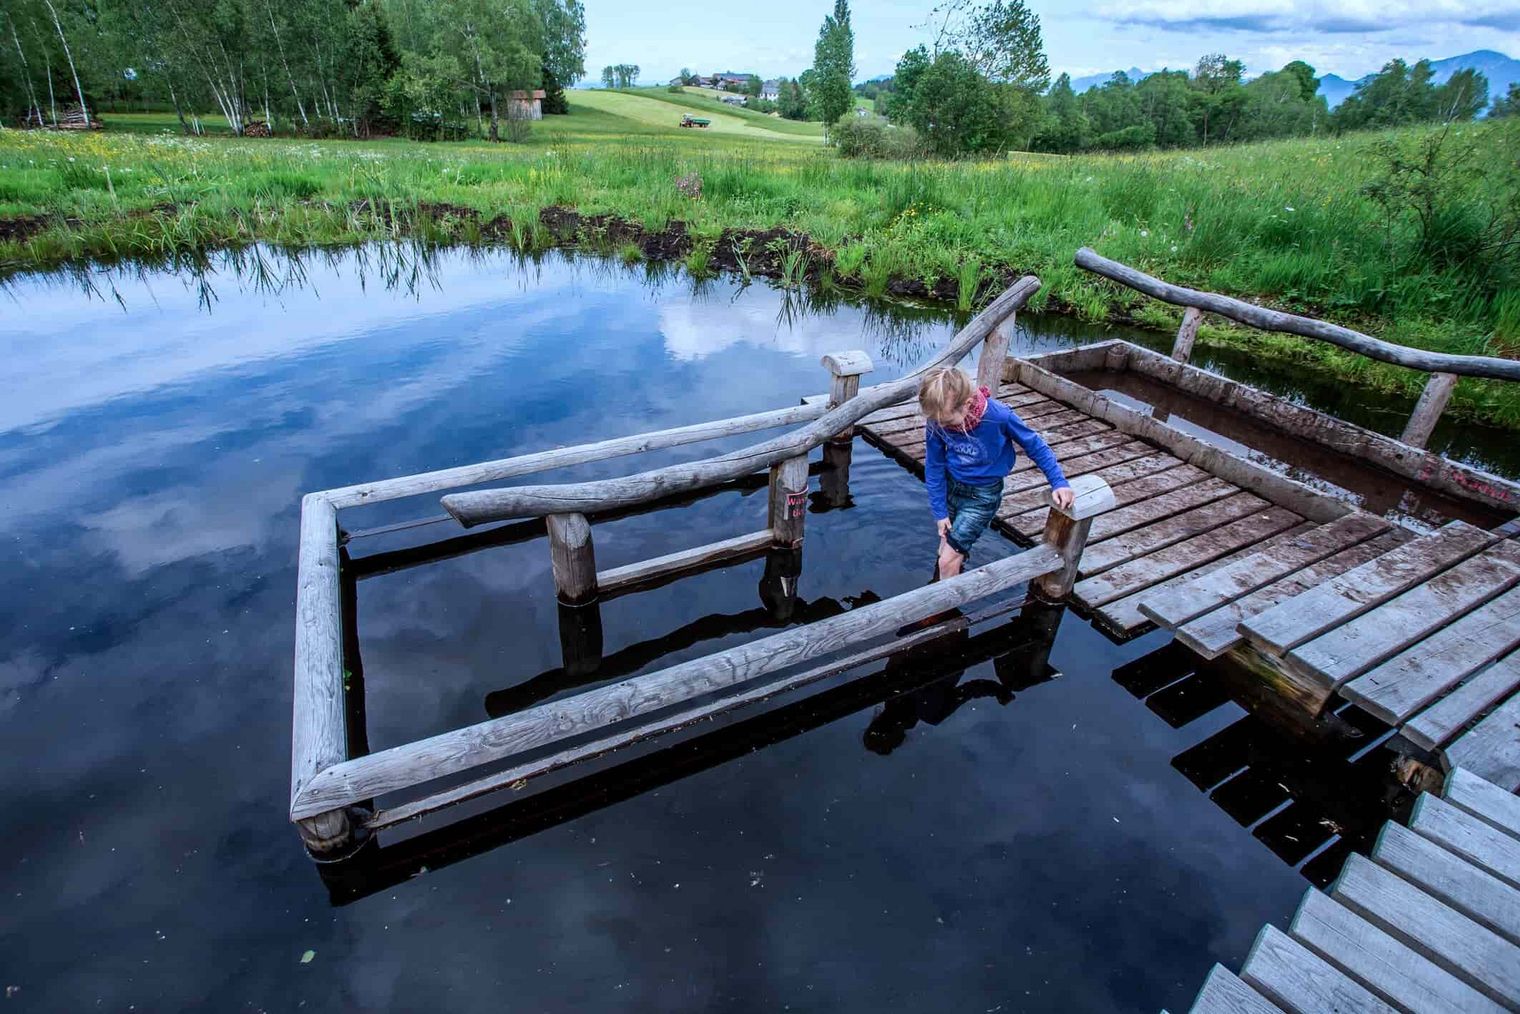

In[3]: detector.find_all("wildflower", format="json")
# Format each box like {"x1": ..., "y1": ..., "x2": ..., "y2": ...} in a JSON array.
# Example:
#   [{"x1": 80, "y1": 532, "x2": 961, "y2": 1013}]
[
  {"x1": 1139, "y1": 229, "x2": 1149, "y2": 237},
  {"x1": 1285, "y1": 206, "x2": 1295, "y2": 212},
  {"x1": 68, "y1": 156, "x2": 76, "y2": 162}
]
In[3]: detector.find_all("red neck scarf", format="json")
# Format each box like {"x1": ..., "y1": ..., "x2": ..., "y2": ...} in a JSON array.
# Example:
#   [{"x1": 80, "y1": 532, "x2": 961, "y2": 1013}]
[{"x1": 949, "y1": 386, "x2": 991, "y2": 432}]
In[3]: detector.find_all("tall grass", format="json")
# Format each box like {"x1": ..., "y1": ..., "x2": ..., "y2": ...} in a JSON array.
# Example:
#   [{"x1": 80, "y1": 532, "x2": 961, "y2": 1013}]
[{"x1": 2, "y1": 120, "x2": 1518, "y2": 423}]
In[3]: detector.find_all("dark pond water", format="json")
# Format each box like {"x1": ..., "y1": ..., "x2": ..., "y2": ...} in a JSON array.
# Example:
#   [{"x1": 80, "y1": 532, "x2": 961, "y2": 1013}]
[{"x1": 0, "y1": 246, "x2": 1462, "y2": 1012}]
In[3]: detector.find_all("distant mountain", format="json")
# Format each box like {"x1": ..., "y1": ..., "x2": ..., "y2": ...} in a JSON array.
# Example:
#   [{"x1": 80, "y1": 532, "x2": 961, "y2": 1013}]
[
  {"x1": 1318, "y1": 50, "x2": 1517, "y2": 109},
  {"x1": 1071, "y1": 67, "x2": 1146, "y2": 93}
]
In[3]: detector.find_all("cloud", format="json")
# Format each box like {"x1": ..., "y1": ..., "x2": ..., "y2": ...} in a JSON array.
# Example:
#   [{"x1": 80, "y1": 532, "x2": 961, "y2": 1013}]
[{"x1": 1096, "y1": 0, "x2": 1520, "y2": 34}]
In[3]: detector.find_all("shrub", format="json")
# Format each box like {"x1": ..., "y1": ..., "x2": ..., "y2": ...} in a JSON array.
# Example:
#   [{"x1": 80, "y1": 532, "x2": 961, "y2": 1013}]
[
  {"x1": 832, "y1": 117, "x2": 924, "y2": 160},
  {"x1": 1092, "y1": 123, "x2": 1156, "y2": 150}
]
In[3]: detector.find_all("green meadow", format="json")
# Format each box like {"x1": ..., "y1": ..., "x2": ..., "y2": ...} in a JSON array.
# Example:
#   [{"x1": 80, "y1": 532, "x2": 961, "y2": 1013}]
[{"x1": 1, "y1": 94, "x2": 1515, "y2": 423}]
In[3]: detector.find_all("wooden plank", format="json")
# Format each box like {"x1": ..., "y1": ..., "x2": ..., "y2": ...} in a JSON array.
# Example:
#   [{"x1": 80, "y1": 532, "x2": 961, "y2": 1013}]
[
  {"x1": 1289, "y1": 540, "x2": 1520, "y2": 691},
  {"x1": 1239, "y1": 521, "x2": 1497, "y2": 657},
  {"x1": 1400, "y1": 372, "x2": 1458, "y2": 450},
  {"x1": 1445, "y1": 694, "x2": 1520, "y2": 792},
  {"x1": 1405, "y1": 653, "x2": 1520, "y2": 751},
  {"x1": 1446, "y1": 767, "x2": 1520, "y2": 839},
  {"x1": 1075, "y1": 507, "x2": 1302, "y2": 609},
  {"x1": 1078, "y1": 492, "x2": 1272, "y2": 577},
  {"x1": 1075, "y1": 248, "x2": 1520, "y2": 382},
  {"x1": 1331, "y1": 853, "x2": 1520, "y2": 1006},
  {"x1": 290, "y1": 541, "x2": 1064, "y2": 819},
  {"x1": 1002, "y1": 459, "x2": 1199, "y2": 534},
  {"x1": 1001, "y1": 440, "x2": 1156, "y2": 498},
  {"x1": 1008, "y1": 357, "x2": 1349, "y2": 524},
  {"x1": 1098, "y1": 522, "x2": 1318, "y2": 635},
  {"x1": 1188, "y1": 965, "x2": 1282, "y2": 1014},
  {"x1": 1341, "y1": 584, "x2": 1520, "y2": 724},
  {"x1": 1139, "y1": 515, "x2": 1392, "y2": 630},
  {"x1": 1175, "y1": 530, "x2": 1412, "y2": 660},
  {"x1": 441, "y1": 276, "x2": 1042, "y2": 525},
  {"x1": 290, "y1": 494, "x2": 346, "y2": 834},
  {"x1": 1410, "y1": 794, "x2": 1520, "y2": 890},
  {"x1": 886, "y1": 406, "x2": 1092, "y2": 454},
  {"x1": 1241, "y1": 924, "x2": 1397, "y2": 1014},
  {"x1": 596, "y1": 528, "x2": 775, "y2": 598},
  {"x1": 1086, "y1": 477, "x2": 1239, "y2": 543},
  {"x1": 1288, "y1": 888, "x2": 1505, "y2": 1014},
  {"x1": 1372, "y1": 820, "x2": 1520, "y2": 947}
]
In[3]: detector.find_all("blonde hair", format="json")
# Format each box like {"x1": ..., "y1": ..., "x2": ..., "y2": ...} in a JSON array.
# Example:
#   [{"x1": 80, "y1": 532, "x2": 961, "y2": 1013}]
[{"x1": 918, "y1": 367, "x2": 974, "y2": 423}]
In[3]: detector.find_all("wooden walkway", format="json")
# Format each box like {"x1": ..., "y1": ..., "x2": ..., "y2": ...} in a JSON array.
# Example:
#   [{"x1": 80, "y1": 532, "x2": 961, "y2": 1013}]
[
  {"x1": 1188, "y1": 767, "x2": 1520, "y2": 1013},
  {"x1": 857, "y1": 374, "x2": 1520, "y2": 792}
]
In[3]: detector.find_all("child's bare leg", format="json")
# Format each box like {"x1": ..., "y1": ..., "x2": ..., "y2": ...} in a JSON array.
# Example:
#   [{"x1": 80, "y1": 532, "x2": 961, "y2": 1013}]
[{"x1": 938, "y1": 540, "x2": 965, "y2": 579}]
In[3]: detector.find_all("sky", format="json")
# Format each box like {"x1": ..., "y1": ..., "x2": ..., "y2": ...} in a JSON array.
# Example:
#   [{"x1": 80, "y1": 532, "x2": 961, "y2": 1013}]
[{"x1": 582, "y1": 0, "x2": 1520, "y2": 85}]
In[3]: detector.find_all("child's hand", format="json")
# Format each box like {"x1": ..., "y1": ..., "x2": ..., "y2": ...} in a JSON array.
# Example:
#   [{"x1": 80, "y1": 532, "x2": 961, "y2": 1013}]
[
  {"x1": 1051, "y1": 486, "x2": 1075, "y2": 512},
  {"x1": 936, "y1": 518, "x2": 951, "y2": 541}
]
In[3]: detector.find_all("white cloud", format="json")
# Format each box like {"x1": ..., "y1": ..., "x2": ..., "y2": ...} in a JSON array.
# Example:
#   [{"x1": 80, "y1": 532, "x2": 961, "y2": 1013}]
[{"x1": 1096, "y1": 0, "x2": 1520, "y2": 33}]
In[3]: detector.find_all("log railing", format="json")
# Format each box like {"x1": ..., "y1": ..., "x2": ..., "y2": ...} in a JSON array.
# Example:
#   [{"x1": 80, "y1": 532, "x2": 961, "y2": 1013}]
[
  {"x1": 289, "y1": 273, "x2": 1078, "y2": 856},
  {"x1": 1075, "y1": 247, "x2": 1520, "y2": 450}
]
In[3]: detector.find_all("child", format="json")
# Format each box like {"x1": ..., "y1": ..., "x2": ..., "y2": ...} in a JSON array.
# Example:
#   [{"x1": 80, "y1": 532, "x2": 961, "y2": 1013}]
[{"x1": 920, "y1": 367, "x2": 1074, "y2": 579}]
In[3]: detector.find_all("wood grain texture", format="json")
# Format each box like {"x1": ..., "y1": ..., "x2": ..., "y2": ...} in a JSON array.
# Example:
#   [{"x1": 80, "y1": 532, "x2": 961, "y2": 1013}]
[
  {"x1": 322, "y1": 401, "x2": 830, "y2": 509},
  {"x1": 596, "y1": 529, "x2": 775, "y2": 598},
  {"x1": 1003, "y1": 461, "x2": 1202, "y2": 537},
  {"x1": 290, "y1": 541, "x2": 1062, "y2": 818},
  {"x1": 1240, "y1": 923, "x2": 1395, "y2": 1014},
  {"x1": 769, "y1": 454, "x2": 810, "y2": 547},
  {"x1": 1288, "y1": 888, "x2": 1504, "y2": 1013},
  {"x1": 1400, "y1": 372, "x2": 1458, "y2": 449},
  {"x1": 1330, "y1": 853, "x2": 1520, "y2": 1006},
  {"x1": 1074, "y1": 507, "x2": 1302, "y2": 610},
  {"x1": 1410, "y1": 794, "x2": 1520, "y2": 891},
  {"x1": 1444, "y1": 692, "x2": 1520, "y2": 792},
  {"x1": 1085, "y1": 477, "x2": 1239, "y2": 543},
  {"x1": 821, "y1": 350, "x2": 873, "y2": 378},
  {"x1": 1175, "y1": 530, "x2": 1412, "y2": 659},
  {"x1": 1188, "y1": 965, "x2": 1281, "y2": 1014},
  {"x1": 1007, "y1": 357, "x2": 1347, "y2": 524},
  {"x1": 1139, "y1": 515, "x2": 1390, "y2": 630},
  {"x1": 546, "y1": 512, "x2": 597, "y2": 605},
  {"x1": 1077, "y1": 492, "x2": 1272, "y2": 576},
  {"x1": 442, "y1": 277, "x2": 1041, "y2": 524},
  {"x1": 1239, "y1": 521, "x2": 1496, "y2": 657},
  {"x1": 1287, "y1": 539, "x2": 1520, "y2": 690},
  {"x1": 1404, "y1": 652, "x2": 1520, "y2": 751},
  {"x1": 1172, "y1": 306, "x2": 1204, "y2": 364},
  {"x1": 290, "y1": 494, "x2": 346, "y2": 819},
  {"x1": 1445, "y1": 767, "x2": 1520, "y2": 839},
  {"x1": 1372, "y1": 820, "x2": 1520, "y2": 947},
  {"x1": 1341, "y1": 584, "x2": 1520, "y2": 724},
  {"x1": 1076, "y1": 247, "x2": 1520, "y2": 381},
  {"x1": 975, "y1": 317, "x2": 1012, "y2": 392}
]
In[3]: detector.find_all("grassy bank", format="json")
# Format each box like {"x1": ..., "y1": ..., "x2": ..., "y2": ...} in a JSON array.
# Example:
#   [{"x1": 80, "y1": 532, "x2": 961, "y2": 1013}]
[{"x1": 1, "y1": 113, "x2": 1517, "y2": 424}]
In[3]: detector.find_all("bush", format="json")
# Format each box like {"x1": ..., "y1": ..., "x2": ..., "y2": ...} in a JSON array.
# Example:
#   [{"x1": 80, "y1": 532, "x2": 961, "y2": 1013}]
[
  {"x1": 1092, "y1": 123, "x2": 1156, "y2": 150},
  {"x1": 832, "y1": 116, "x2": 924, "y2": 160}
]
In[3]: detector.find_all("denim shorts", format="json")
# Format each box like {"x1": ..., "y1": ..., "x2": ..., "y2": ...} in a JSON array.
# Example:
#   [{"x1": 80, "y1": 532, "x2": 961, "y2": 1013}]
[{"x1": 945, "y1": 477, "x2": 1004, "y2": 558}]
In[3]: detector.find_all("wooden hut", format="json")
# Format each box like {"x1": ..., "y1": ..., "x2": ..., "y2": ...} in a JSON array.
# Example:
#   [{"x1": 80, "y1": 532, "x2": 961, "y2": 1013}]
[{"x1": 506, "y1": 89, "x2": 545, "y2": 121}]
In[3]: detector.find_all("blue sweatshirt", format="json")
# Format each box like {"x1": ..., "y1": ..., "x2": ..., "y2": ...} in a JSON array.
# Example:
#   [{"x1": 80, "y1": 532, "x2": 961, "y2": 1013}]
[{"x1": 924, "y1": 399, "x2": 1070, "y2": 520}]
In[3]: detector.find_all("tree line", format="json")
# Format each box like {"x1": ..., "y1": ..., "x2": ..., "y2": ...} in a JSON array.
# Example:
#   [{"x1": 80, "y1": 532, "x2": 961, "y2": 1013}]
[{"x1": 0, "y1": 0, "x2": 586, "y2": 141}]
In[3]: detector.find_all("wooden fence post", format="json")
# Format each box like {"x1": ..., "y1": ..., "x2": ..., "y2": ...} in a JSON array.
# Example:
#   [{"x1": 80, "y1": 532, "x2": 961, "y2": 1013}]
[
  {"x1": 547, "y1": 512, "x2": 597, "y2": 605},
  {"x1": 821, "y1": 350, "x2": 873, "y2": 439},
  {"x1": 976, "y1": 316, "x2": 1014, "y2": 391},
  {"x1": 1032, "y1": 475, "x2": 1115, "y2": 602},
  {"x1": 769, "y1": 454, "x2": 810, "y2": 547},
  {"x1": 1400, "y1": 372, "x2": 1457, "y2": 449},
  {"x1": 1171, "y1": 306, "x2": 1203, "y2": 364}
]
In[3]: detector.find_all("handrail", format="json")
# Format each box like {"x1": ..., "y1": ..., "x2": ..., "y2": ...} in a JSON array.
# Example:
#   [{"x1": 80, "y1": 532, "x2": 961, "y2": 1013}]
[
  {"x1": 1075, "y1": 247, "x2": 1520, "y2": 383},
  {"x1": 441, "y1": 274, "x2": 1042, "y2": 526}
]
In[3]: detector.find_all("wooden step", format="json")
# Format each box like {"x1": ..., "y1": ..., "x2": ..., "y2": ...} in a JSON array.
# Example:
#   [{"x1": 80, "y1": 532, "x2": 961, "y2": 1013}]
[
  {"x1": 1445, "y1": 767, "x2": 1520, "y2": 840},
  {"x1": 1239, "y1": 521, "x2": 1497, "y2": 657},
  {"x1": 1372, "y1": 819, "x2": 1520, "y2": 947},
  {"x1": 1410, "y1": 794, "x2": 1520, "y2": 891},
  {"x1": 1444, "y1": 691, "x2": 1520, "y2": 793},
  {"x1": 1188, "y1": 964, "x2": 1280, "y2": 1014},
  {"x1": 1404, "y1": 651, "x2": 1520, "y2": 751},
  {"x1": 1240, "y1": 924, "x2": 1396, "y2": 1013}
]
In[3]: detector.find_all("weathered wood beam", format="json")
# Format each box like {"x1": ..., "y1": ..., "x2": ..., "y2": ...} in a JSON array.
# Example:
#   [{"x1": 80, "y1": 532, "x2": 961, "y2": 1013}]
[
  {"x1": 440, "y1": 276, "x2": 1041, "y2": 525},
  {"x1": 823, "y1": 349, "x2": 873, "y2": 438},
  {"x1": 546, "y1": 512, "x2": 597, "y2": 605},
  {"x1": 596, "y1": 528, "x2": 775, "y2": 599},
  {"x1": 290, "y1": 493, "x2": 352, "y2": 854},
  {"x1": 319, "y1": 402, "x2": 830, "y2": 509},
  {"x1": 976, "y1": 317, "x2": 1014, "y2": 392},
  {"x1": 1171, "y1": 306, "x2": 1203, "y2": 364},
  {"x1": 769, "y1": 455, "x2": 810, "y2": 547},
  {"x1": 1401, "y1": 372, "x2": 1458, "y2": 449},
  {"x1": 290, "y1": 536, "x2": 1062, "y2": 819},
  {"x1": 1076, "y1": 247, "x2": 1520, "y2": 381},
  {"x1": 1033, "y1": 474, "x2": 1115, "y2": 601}
]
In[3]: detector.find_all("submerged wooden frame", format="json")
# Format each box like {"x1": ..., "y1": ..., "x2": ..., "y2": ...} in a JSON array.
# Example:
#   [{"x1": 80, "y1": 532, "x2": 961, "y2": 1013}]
[{"x1": 289, "y1": 274, "x2": 1127, "y2": 858}]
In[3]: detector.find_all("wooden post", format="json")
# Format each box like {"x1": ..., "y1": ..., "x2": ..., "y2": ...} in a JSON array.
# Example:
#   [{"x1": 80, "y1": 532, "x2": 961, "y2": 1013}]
[
  {"x1": 1032, "y1": 475, "x2": 1116, "y2": 602},
  {"x1": 769, "y1": 454, "x2": 810, "y2": 548},
  {"x1": 1171, "y1": 306, "x2": 1203, "y2": 364},
  {"x1": 547, "y1": 512, "x2": 597, "y2": 605},
  {"x1": 976, "y1": 317, "x2": 1014, "y2": 391},
  {"x1": 1400, "y1": 372, "x2": 1457, "y2": 449},
  {"x1": 821, "y1": 350, "x2": 873, "y2": 439}
]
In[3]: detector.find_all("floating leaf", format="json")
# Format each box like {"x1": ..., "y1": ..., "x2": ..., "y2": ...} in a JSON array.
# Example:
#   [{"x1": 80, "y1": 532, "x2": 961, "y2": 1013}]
[{"x1": 300, "y1": 950, "x2": 316, "y2": 964}]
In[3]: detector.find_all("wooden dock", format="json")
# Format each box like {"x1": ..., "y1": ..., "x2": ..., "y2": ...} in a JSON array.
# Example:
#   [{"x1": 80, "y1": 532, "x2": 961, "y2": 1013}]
[
  {"x1": 1188, "y1": 767, "x2": 1520, "y2": 1013},
  {"x1": 857, "y1": 346, "x2": 1520, "y2": 793}
]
